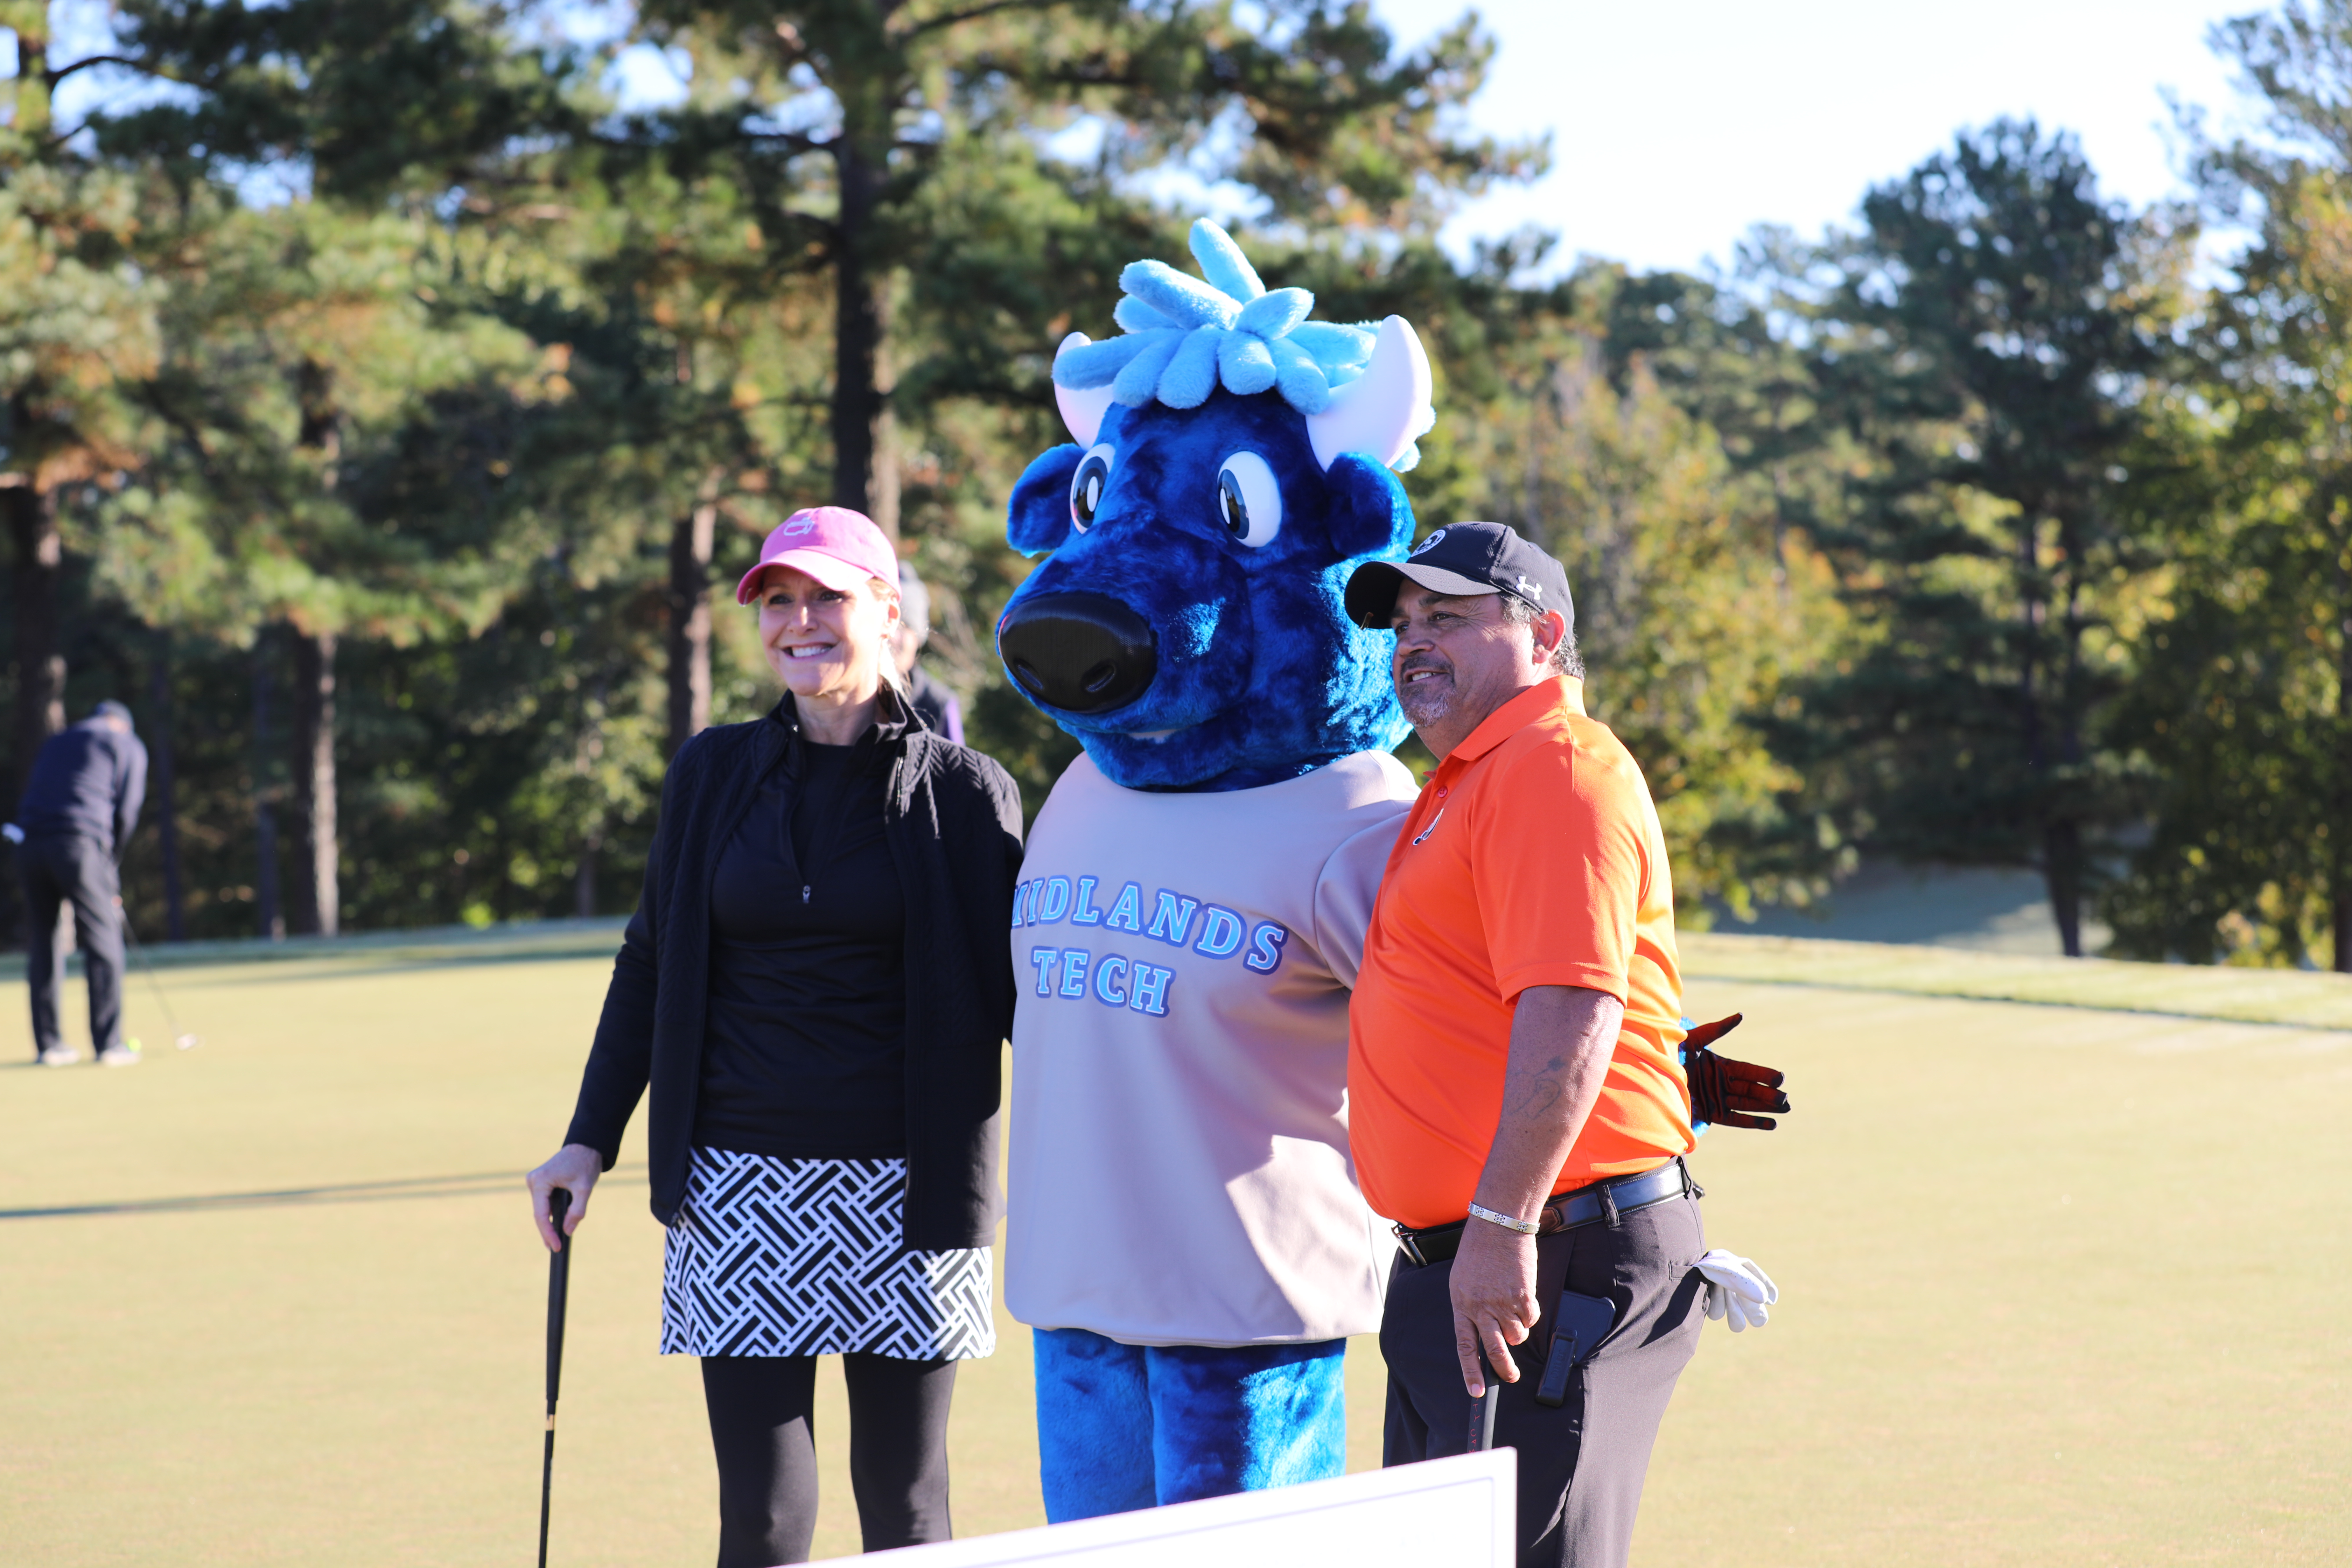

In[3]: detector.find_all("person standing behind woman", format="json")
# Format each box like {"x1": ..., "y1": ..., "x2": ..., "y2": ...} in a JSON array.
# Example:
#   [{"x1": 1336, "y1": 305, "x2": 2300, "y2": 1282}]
[
  {"x1": 891, "y1": 562, "x2": 963, "y2": 745},
  {"x1": 525, "y1": 506, "x2": 1023, "y2": 1566}
]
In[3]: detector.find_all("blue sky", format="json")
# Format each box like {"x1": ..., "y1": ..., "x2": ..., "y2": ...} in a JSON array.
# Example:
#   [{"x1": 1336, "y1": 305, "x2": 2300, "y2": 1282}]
[{"x1": 1374, "y1": 0, "x2": 2268, "y2": 275}]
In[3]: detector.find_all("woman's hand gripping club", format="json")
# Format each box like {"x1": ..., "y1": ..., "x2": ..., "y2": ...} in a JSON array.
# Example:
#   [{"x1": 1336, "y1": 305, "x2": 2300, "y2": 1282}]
[{"x1": 527, "y1": 1144, "x2": 603, "y2": 1253}]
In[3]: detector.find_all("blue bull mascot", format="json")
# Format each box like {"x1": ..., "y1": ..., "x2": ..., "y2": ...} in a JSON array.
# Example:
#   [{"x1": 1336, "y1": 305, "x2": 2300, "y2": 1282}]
[{"x1": 996, "y1": 219, "x2": 1433, "y2": 1517}]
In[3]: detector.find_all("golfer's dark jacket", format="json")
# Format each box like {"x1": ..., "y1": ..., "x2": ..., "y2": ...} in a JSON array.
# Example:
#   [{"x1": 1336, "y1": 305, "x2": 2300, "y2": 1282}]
[
  {"x1": 565, "y1": 694, "x2": 1024, "y2": 1249},
  {"x1": 18, "y1": 719, "x2": 147, "y2": 855}
]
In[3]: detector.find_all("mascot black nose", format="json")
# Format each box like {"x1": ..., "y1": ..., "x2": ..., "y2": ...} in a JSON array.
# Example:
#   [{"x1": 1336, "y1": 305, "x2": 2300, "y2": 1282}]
[{"x1": 998, "y1": 592, "x2": 1158, "y2": 713}]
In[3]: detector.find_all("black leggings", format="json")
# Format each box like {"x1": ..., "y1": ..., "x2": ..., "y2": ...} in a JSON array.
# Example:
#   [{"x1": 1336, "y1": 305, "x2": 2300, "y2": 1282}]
[{"x1": 700, "y1": 1353, "x2": 957, "y2": 1567}]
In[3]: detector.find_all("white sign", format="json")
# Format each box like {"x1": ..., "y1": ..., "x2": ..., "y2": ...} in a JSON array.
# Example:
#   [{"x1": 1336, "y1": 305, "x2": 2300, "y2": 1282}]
[{"x1": 838, "y1": 1451, "x2": 1516, "y2": 1567}]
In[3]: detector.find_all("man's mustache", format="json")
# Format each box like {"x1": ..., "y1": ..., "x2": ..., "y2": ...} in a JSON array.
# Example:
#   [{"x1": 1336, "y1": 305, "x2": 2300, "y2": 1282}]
[{"x1": 1396, "y1": 655, "x2": 1450, "y2": 680}]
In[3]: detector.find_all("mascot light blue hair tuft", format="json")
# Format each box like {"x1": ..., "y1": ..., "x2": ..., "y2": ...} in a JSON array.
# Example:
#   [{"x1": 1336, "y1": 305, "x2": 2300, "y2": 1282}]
[
  {"x1": 996, "y1": 219, "x2": 1435, "y2": 792},
  {"x1": 996, "y1": 221, "x2": 1434, "y2": 1524}
]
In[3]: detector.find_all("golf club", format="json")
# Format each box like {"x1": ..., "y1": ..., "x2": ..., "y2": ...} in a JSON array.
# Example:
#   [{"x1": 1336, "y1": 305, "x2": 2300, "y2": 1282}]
[
  {"x1": 1468, "y1": 1350, "x2": 1500, "y2": 1453},
  {"x1": 539, "y1": 1186, "x2": 573, "y2": 1568},
  {"x1": 119, "y1": 905, "x2": 200, "y2": 1050}
]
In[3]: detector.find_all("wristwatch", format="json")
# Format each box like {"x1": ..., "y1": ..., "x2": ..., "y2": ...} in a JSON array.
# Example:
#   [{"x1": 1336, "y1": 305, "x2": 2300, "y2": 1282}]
[{"x1": 1468, "y1": 1202, "x2": 1540, "y2": 1236}]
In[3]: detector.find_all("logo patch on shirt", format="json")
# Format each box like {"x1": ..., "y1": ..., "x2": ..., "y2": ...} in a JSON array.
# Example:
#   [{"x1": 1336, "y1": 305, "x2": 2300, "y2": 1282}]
[
  {"x1": 1410, "y1": 806, "x2": 1446, "y2": 846},
  {"x1": 1009, "y1": 872, "x2": 1292, "y2": 1021}
]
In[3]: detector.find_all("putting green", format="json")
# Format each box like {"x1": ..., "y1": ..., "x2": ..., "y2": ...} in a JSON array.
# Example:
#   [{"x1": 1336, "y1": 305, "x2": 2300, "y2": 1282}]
[{"x1": 0, "y1": 936, "x2": 2344, "y2": 1564}]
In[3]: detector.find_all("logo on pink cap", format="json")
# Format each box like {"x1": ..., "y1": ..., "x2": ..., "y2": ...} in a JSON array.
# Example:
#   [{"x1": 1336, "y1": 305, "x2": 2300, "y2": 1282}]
[{"x1": 736, "y1": 507, "x2": 899, "y2": 604}]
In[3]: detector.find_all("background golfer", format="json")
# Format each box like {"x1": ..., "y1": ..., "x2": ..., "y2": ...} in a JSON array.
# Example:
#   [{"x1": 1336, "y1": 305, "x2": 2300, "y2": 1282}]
[
  {"x1": 525, "y1": 507, "x2": 1023, "y2": 1567},
  {"x1": 1345, "y1": 524, "x2": 1705, "y2": 1568},
  {"x1": 14, "y1": 700, "x2": 148, "y2": 1068}
]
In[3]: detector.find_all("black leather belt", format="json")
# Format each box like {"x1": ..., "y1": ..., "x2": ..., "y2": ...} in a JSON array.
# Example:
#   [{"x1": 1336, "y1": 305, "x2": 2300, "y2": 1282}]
[{"x1": 1392, "y1": 1158, "x2": 1699, "y2": 1268}]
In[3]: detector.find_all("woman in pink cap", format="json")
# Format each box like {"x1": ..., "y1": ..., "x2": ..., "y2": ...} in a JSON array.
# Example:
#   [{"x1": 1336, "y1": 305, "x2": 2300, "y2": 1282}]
[{"x1": 526, "y1": 507, "x2": 1022, "y2": 1565}]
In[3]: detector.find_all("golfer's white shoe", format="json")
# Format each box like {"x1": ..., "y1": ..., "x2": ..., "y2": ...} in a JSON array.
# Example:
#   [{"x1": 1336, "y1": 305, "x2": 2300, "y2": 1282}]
[
  {"x1": 35, "y1": 1045, "x2": 81, "y2": 1066},
  {"x1": 97, "y1": 1044, "x2": 140, "y2": 1068}
]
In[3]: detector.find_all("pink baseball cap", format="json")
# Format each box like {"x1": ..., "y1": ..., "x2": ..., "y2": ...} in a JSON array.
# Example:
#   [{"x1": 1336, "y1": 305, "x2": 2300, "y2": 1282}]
[{"x1": 736, "y1": 507, "x2": 899, "y2": 604}]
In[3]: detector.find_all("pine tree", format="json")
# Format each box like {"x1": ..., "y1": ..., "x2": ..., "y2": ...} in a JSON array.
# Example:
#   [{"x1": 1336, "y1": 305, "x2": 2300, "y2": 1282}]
[
  {"x1": 0, "y1": 7, "x2": 162, "y2": 802},
  {"x1": 100, "y1": 198, "x2": 542, "y2": 934},
  {"x1": 1771, "y1": 121, "x2": 2185, "y2": 955},
  {"x1": 2104, "y1": 0, "x2": 2352, "y2": 965}
]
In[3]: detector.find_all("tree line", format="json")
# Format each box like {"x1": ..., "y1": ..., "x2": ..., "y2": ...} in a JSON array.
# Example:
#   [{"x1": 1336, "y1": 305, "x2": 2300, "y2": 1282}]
[{"x1": 4, "y1": 0, "x2": 2351, "y2": 967}]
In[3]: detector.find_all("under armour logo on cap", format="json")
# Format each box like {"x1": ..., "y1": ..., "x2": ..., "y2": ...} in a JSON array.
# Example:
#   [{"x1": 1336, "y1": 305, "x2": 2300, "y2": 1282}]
[{"x1": 1340, "y1": 519, "x2": 1576, "y2": 635}]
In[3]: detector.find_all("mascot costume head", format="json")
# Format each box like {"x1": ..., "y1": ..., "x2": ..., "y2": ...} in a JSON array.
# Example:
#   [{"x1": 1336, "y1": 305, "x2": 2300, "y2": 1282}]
[{"x1": 995, "y1": 219, "x2": 1434, "y2": 789}]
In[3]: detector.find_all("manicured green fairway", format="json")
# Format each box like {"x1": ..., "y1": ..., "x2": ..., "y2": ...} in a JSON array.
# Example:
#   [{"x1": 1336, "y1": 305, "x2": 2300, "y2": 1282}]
[{"x1": 2, "y1": 931, "x2": 2345, "y2": 1564}]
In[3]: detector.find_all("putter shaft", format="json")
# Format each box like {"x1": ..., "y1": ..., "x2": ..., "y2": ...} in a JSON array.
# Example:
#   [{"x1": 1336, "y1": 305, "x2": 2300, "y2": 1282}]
[
  {"x1": 539, "y1": 1188, "x2": 573, "y2": 1568},
  {"x1": 120, "y1": 909, "x2": 197, "y2": 1048}
]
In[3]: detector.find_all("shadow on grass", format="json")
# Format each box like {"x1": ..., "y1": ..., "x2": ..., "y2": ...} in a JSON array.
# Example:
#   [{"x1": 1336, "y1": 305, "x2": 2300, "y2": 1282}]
[
  {"x1": 0, "y1": 1164, "x2": 648, "y2": 1221},
  {"x1": 109, "y1": 943, "x2": 631, "y2": 993}
]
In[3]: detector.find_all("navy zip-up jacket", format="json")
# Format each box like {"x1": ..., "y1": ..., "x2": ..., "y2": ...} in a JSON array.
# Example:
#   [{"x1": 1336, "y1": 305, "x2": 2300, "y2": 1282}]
[{"x1": 18, "y1": 719, "x2": 147, "y2": 858}]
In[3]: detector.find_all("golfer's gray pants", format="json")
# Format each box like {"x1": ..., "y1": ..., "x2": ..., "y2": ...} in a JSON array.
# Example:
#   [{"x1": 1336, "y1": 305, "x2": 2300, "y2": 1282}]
[
  {"x1": 21, "y1": 832, "x2": 125, "y2": 1056},
  {"x1": 1380, "y1": 1189, "x2": 1706, "y2": 1568}
]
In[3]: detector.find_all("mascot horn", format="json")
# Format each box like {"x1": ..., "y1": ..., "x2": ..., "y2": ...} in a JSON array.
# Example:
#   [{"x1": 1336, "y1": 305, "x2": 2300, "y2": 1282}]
[{"x1": 996, "y1": 219, "x2": 1428, "y2": 1518}]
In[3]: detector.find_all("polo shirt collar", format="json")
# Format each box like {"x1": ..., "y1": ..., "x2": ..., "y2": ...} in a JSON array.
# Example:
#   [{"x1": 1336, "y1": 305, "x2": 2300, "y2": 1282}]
[{"x1": 1444, "y1": 675, "x2": 1586, "y2": 764}]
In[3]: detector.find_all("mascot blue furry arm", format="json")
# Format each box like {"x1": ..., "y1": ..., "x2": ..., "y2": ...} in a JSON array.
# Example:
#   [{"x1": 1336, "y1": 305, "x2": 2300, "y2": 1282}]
[{"x1": 995, "y1": 220, "x2": 1427, "y2": 1520}]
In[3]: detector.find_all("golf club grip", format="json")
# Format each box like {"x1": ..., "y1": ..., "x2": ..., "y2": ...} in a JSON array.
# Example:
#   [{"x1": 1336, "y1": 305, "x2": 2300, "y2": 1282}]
[
  {"x1": 1468, "y1": 1345, "x2": 1500, "y2": 1452},
  {"x1": 546, "y1": 1188, "x2": 572, "y2": 1409}
]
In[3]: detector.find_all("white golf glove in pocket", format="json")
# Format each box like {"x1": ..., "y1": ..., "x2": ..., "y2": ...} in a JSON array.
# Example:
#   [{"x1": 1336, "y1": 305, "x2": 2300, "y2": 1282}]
[{"x1": 1694, "y1": 1248, "x2": 1778, "y2": 1331}]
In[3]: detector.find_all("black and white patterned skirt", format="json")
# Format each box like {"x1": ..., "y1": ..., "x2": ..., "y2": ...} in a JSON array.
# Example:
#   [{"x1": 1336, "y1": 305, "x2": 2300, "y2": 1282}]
[{"x1": 660, "y1": 1148, "x2": 996, "y2": 1361}]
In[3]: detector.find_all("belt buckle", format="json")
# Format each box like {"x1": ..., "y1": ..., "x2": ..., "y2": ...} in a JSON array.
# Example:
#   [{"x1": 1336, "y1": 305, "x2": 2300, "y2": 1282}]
[{"x1": 1392, "y1": 1222, "x2": 1428, "y2": 1268}]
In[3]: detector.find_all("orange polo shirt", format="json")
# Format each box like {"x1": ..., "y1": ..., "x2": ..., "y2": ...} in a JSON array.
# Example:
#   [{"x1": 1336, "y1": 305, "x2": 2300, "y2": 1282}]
[{"x1": 1349, "y1": 676, "x2": 1692, "y2": 1229}]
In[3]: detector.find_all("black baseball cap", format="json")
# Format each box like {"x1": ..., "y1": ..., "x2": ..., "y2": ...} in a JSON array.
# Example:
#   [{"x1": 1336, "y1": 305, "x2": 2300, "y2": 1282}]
[{"x1": 1344, "y1": 521, "x2": 1574, "y2": 634}]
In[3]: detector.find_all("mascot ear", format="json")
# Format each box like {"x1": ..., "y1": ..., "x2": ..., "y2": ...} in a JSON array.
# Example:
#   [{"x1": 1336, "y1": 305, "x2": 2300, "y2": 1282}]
[
  {"x1": 1322, "y1": 453, "x2": 1416, "y2": 562},
  {"x1": 1008, "y1": 444, "x2": 1083, "y2": 557}
]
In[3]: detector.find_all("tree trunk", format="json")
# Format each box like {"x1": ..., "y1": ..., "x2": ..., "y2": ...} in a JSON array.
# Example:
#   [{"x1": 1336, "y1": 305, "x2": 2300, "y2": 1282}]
[
  {"x1": 577, "y1": 670, "x2": 606, "y2": 918},
  {"x1": 11, "y1": 21, "x2": 50, "y2": 140},
  {"x1": 665, "y1": 491, "x2": 718, "y2": 757},
  {"x1": 2016, "y1": 511, "x2": 2068, "y2": 951},
  {"x1": 830, "y1": 136, "x2": 899, "y2": 538},
  {"x1": 2335, "y1": 540, "x2": 2352, "y2": 971},
  {"x1": 289, "y1": 630, "x2": 338, "y2": 937},
  {"x1": 2051, "y1": 553, "x2": 2089, "y2": 960},
  {"x1": 2335, "y1": 843, "x2": 2352, "y2": 973},
  {"x1": 2043, "y1": 817, "x2": 2084, "y2": 959},
  {"x1": 251, "y1": 636, "x2": 284, "y2": 941},
  {"x1": 7, "y1": 477, "x2": 66, "y2": 788},
  {"x1": 147, "y1": 638, "x2": 186, "y2": 941}
]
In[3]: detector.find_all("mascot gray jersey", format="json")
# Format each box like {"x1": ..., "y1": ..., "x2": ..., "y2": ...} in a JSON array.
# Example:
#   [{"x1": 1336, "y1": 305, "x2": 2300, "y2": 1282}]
[
  {"x1": 996, "y1": 220, "x2": 1430, "y2": 1515},
  {"x1": 1007, "y1": 750, "x2": 1410, "y2": 1344}
]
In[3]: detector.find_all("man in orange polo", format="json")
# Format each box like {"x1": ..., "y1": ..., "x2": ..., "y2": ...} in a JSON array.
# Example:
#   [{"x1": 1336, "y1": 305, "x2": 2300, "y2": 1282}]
[{"x1": 1345, "y1": 522, "x2": 1702, "y2": 1568}]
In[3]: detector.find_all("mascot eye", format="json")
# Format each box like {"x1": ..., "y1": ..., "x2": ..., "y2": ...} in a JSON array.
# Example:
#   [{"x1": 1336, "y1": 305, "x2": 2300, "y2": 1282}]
[
  {"x1": 1070, "y1": 444, "x2": 1116, "y2": 532},
  {"x1": 1215, "y1": 451, "x2": 1282, "y2": 548}
]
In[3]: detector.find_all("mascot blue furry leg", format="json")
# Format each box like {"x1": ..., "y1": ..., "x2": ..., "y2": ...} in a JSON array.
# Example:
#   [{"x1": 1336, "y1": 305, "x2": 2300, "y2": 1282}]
[
  {"x1": 1032, "y1": 1332, "x2": 1347, "y2": 1518},
  {"x1": 996, "y1": 219, "x2": 1433, "y2": 1517}
]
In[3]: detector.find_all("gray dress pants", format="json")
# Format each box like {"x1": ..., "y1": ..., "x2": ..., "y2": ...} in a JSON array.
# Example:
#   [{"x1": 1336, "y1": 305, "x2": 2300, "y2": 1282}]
[
  {"x1": 22, "y1": 832, "x2": 125, "y2": 1056},
  {"x1": 1380, "y1": 1186, "x2": 1707, "y2": 1568}
]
